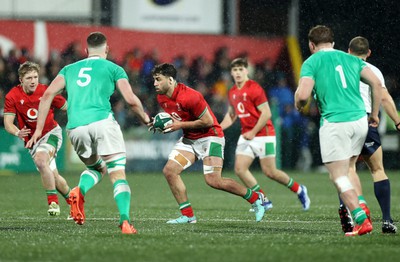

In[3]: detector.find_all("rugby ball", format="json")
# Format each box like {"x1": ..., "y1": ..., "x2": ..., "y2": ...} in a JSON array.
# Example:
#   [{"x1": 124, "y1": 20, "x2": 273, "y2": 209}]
[{"x1": 153, "y1": 112, "x2": 173, "y2": 132}]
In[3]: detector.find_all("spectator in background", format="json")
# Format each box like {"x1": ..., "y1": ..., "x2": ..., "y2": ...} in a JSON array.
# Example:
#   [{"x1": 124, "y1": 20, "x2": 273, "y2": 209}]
[
  {"x1": 210, "y1": 72, "x2": 231, "y2": 121},
  {"x1": 124, "y1": 47, "x2": 143, "y2": 76},
  {"x1": 122, "y1": 48, "x2": 144, "y2": 96},
  {"x1": 258, "y1": 59, "x2": 277, "y2": 90},
  {"x1": 268, "y1": 74, "x2": 294, "y2": 117},
  {"x1": 209, "y1": 46, "x2": 230, "y2": 84},
  {"x1": 2, "y1": 48, "x2": 20, "y2": 91},
  {"x1": 172, "y1": 54, "x2": 188, "y2": 69},
  {"x1": 188, "y1": 56, "x2": 213, "y2": 87},
  {"x1": 173, "y1": 55, "x2": 190, "y2": 85},
  {"x1": 61, "y1": 41, "x2": 84, "y2": 65},
  {"x1": 141, "y1": 49, "x2": 159, "y2": 87},
  {"x1": 6, "y1": 48, "x2": 20, "y2": 71},
  {"x1": 44, "y1": 50, "x2": 63, "y2": 85},
  {"x1": 18, "y1": 47, "x2": 31, "y2": 65},
  {"x1": 268, "y1": 74, "x2": 300, "y2": 169}
]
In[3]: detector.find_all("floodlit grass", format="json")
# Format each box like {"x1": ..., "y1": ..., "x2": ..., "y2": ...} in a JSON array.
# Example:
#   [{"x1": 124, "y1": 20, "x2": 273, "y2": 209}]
[{"x1": 1, "y1": 169, "x2": 399, "y2": 261}]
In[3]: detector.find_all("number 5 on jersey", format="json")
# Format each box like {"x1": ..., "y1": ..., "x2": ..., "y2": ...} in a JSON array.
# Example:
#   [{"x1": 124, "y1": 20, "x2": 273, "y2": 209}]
[{"x1": 77, "y1": 68, "x2": 92, "y2": 87}]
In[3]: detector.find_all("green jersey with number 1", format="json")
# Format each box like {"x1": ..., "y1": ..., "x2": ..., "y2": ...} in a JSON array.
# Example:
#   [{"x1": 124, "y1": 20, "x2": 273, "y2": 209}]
[
  {"x1": 300, "y1": 48, "x2": 367, "y2": 124},
  {"x1": 59, "y1": 57, "x2": 128, "y2": 129}
]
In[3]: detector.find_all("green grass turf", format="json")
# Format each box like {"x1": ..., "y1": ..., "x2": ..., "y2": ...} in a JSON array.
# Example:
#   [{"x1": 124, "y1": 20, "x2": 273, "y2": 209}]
[{"x1": 0, "y1": 169, "x2": 399, "y2": 262}]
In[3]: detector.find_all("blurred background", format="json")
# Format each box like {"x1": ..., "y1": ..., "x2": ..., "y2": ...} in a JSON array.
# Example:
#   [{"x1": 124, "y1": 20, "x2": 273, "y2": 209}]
[{"x1": 1, "y1": 0, "x2": 399, "y2": 173}]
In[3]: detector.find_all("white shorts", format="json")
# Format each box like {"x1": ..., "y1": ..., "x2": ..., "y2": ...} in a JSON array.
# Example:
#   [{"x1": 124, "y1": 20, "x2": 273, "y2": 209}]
[
  {"x1": 30, "y1": 125, "x2": 63, "y2": 171},
  {"x1": 171, "y1": 136, "x2": 225, "y2": 161},
  {"x1": 67, "y1": 114, "x2": 125, "y2": 158},
  {"x1": 319, "y1": 116, "x2": 368, "y2": 163},
  {"x1": 236, "y1": 135, "x2": 276, "y2": 159}
]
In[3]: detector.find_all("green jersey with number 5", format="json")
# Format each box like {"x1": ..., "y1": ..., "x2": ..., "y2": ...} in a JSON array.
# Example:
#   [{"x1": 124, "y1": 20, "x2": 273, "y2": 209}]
[
  {"x1": 59, "y1": 57, "x2": 128, "y2": 129},
  {"x1": 300, "y1": 48, "x2": 367, "y2": 123}
]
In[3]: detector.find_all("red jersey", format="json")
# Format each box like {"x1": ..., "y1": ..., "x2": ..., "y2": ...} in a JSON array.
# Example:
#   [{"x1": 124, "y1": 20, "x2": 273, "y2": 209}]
[
  {"x1": 157, "y1": 83, "x2": 223, "y2": 140},
  {"x1": 4, "y1": 83, "x2": 66, "y2": 143},
  {"x1": 228, "y1": 80, "x2": 275, "y2": 136}
]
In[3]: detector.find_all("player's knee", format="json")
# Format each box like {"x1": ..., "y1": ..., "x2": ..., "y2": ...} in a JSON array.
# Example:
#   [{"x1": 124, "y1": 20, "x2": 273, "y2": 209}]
[
  {"x1": 234, "y1": 165, "x2": 246, "y2": 176},
  {"x1": 34, "y1": 144, "x2": 54, "y2": 171},
  {"x1": 33, "y1": 153, "x2": 49, "y2": 171},
  {"x1": 260, "y1": 163, "x2": 277, "y2": 178},
  {"x1": 368, "y1": 162, "x2": 383, "y2": 174},
  {"x1": 262, "y1": 168, "x2": 275, "y2": 179},
  {"x1": 104, "y1": 153, "x2": 126, "y2": 174},
  {"x1": 34, "y1": 158, "x2": 47, "y2": 171},
  {"x1": 162, "y1": 163, "x2": 180, "y2": 178},
  {"x1": 204, "y1": 174, "x2": 221, "y2": 189},
  {"x1": 371, "y1": 169, "x2": 387, "y2": 181},
  {"x1": 203, "y1": 165, "x2": 223, "y2": 188}
]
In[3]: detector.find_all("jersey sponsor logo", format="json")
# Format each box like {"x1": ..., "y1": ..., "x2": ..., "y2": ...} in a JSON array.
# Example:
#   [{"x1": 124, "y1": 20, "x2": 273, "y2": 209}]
[
  {"x1": 238, "y1": 113, "x2": 250, "y2": 118},
  {"x1": 170, "y1": 112, "x2": 182, "y2": 121},
  {"x1": 365, "y1": 141, "x2": 375, "y2": 147},
  {"x1": 237, "y1": 102, "x2": 245, "y2": 114},
  {"x1": 236, "y1": 102, "x2": 250, "y2": 118},
  {"x1": 27, "y1": 108, "x2": 38, "y2": 121},
  {"x1": 20, "y1": 99, "x2": 24, "y2": 105}
]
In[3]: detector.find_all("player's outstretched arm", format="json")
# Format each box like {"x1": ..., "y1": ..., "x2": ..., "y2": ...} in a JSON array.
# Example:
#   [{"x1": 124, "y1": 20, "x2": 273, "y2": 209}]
[{"x1": 116, "y1": 78, "x2": 150, "y2": 125}]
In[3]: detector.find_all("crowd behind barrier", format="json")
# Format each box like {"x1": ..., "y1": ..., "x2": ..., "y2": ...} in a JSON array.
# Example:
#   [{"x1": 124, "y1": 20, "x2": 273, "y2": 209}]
[{"x1": 1, "y1": 43, "x2": 399, "y2": 170}]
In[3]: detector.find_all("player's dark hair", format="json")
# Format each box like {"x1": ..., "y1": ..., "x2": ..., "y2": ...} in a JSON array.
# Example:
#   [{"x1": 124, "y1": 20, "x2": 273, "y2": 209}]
[
  {"x1": 349, "y1": 36, "x2": 369, "y2": 56},
  {"x1": 230, "y1": 58, "x2": 248, "y2": 69},
  {"x1": 151, "y1": 63, "x2": 177, "y2": 79},
  {"x1": 308, "y1": 25, "x2": 334, "y2": 45},
  {"x1": 18, "y1": 61, "x2": 40, "y2": 78},
  {"x1": 87, "y1": 32, "x2": 107, "y2": 48}
]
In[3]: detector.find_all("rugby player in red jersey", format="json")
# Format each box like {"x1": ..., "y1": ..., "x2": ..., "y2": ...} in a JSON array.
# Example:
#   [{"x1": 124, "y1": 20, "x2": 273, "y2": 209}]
[
  {"x1": 3, "y1": 61, "x2": 71, "y2": 217},
  {"x1": 220, "y1": 58, "x2": 310, "y2": 212},
  {"x1": 149, "y1": 63, "x2": 265, "y2": 223}
]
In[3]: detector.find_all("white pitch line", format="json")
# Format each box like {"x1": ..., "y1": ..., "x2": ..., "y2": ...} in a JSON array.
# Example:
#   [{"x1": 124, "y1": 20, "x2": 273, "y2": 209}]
[{"x1": 1, "y1": 216, "x2": 337, "y2": 224}]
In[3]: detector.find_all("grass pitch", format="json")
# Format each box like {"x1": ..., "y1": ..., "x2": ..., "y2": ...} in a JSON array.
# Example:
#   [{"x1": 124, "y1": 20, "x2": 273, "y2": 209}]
[{"x1": 1, "y1": 169, "x2": 399, "y2": 261}]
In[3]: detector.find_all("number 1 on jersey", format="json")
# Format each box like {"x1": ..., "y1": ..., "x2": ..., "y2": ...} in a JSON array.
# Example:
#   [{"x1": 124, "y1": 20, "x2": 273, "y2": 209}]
[{"x1": 335, "y1": 65, "x2": 347, "y2": 88}]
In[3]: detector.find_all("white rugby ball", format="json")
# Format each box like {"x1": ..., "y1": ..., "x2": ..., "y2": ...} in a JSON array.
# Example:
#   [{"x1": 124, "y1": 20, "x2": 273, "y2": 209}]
[{"x1": 153, "y1": 112, "x2": 173, "y2": 132}]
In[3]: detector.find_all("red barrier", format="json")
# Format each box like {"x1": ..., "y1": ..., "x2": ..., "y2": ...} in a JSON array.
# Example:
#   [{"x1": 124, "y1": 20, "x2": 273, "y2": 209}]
[{"x1": 0, "y1": 20, "x2": 285, "y2": 64}]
